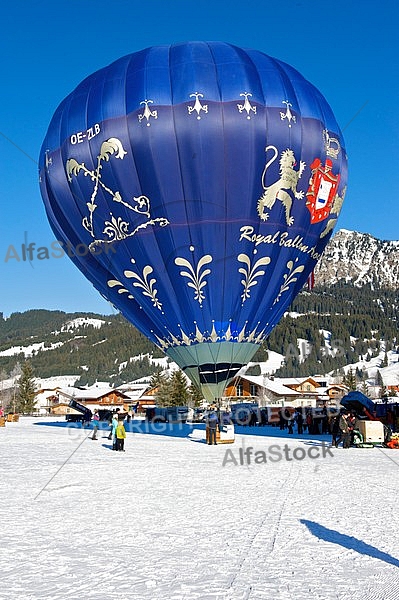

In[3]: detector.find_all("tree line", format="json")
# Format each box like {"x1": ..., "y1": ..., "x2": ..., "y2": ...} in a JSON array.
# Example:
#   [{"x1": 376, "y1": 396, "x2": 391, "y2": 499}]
[{"x1": 0, "y1": 283, "x2": 398, "y2": 388}]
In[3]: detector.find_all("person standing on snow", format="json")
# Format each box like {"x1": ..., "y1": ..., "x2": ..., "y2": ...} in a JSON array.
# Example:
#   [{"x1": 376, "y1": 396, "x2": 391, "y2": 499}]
[
  {"x1": 111, "y1": 413, "x2": 119, "y2": 450},
  {"x1": 207, "y1": 411, "x2": 219, "y2": 445},
  {"x1": 116, "y1": 420, "x2": 126, "y2": 451},
  {"x1": 338, "y1": 411, "x2": 351, "y2": 448},
  {"x1": 91, "y1": 410, "x2": 100, "y2": 440},
  {"x1": 296, "y1": 410, "x2": 304, "y2": 435},
  {"x1": 331, "y1": 413, "x2": 341, "y2": 447}
]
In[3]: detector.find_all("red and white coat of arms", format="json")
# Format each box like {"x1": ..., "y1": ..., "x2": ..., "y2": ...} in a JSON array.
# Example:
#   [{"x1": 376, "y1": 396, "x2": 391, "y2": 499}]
[{"x1": 306, "y1": 158, "x2": 340, "y2": 224}]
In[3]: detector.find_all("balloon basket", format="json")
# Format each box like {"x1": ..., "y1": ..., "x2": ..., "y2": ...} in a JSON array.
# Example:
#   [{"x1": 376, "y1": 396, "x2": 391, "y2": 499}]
[
  {"x1": 7, "y1": 414, "x2": 19, "y2": 422},
  {"x1": 206, "y1": 425, "x2": 235, "y2": 444}
]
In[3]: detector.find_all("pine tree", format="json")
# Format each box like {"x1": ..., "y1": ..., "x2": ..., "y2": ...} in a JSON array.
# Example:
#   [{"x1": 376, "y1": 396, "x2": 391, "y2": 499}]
[
  {"x1": 376, "y1": 370, "x2": 387, "y2": 398},
  {"x1": 154, "y1": 374, "x2": 173, "y2": 407},
  {"x1": 16, "y1": 362, "x2": 37, "y2": 414},
  {"x1": 189, "y1": 383, "x2": 204, "y2": 407},
  {"x1": 149, "y1": 371, "x2": 166, "y2": 389},
  {"x1": 343, "y1": 367, "x2": 357, "y2": 391},
  {"x1": 382, "y1": 352, "x2": 388, "y2": 367},
  {"x1": 169, "y1": 370, "x2": 190, "y2": 406},
  {"x1": 360, "y1": 380, "x2": 369, "y2": 396},
  {"x1": 245, "y1": 364, "x2": 261, "y2": 376}
]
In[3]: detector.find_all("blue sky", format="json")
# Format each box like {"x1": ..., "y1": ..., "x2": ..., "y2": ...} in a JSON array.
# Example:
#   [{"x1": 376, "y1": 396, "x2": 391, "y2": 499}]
[{"x1": 1, "y1": 0, "x2": 398, "y2": 318}]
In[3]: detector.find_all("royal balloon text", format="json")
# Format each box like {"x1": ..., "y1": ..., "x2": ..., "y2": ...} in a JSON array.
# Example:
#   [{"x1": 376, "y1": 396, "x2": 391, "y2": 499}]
[{"x1": 239, "y1": 226, "x2": 323, "y2": 260}]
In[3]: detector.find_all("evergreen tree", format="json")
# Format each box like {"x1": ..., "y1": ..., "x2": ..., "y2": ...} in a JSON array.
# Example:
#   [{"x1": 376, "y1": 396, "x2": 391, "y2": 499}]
[
  {"x1": 252, "y1": 345, "x2": 269, "y2": 362},
  {"x1": 169, "y1": 370, "x2": 190, "y2": 406},
  {"x1": 245, "y1": 364, "x2": 261, "y2": 376},
  {"x1": 360, "y1": 380, "x2": 369, "y2": 397},
  {"x1": 154, "y1": 374, "x2": 173, "y2": 407},
  {"x1": 343, "y1": 367, "x2": 357, "y2": 391},
  {"x1": 149, "y1": 371, "x2": 166, "y2": 389},
  {"x1": 189, "y1": 383, "x2": 204, "y2": 407},
  {"x1": 376, "y1": 370, "x2": 387, "y2": 398},
  {"x1": 16, "y1": 362, "x2": 37, "y2": 414}
]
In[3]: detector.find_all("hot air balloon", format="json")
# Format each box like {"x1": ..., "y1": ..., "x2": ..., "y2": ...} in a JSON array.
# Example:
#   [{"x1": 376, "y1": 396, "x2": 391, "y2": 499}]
[{"x1": 39, "y1": 42, "x2": 348, "y2": 402}]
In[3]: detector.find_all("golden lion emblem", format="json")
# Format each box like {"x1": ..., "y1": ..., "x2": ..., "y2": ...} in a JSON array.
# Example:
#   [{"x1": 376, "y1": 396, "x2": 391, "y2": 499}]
[{"x1": 257, "y1": 146, "x2": 306, "y2": 226}]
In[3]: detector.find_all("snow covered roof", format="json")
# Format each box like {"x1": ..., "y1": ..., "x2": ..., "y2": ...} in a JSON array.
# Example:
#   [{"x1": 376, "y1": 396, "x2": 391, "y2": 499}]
[
  {"x1": 76, "y1": 387, "x2": 129, "y2": 400},
  {"x1": 117, "y1": 382, "x2": 151, "y2": 391},
  {"x1": 56, "y1": 386, "x2": 129, "y2": 400},
  {"x1": 279, "y1": 376, "x2": 321, "y2": 387},
  {"x1": 122, "y1": 390, "x2": 149, "y2": 400},
  {"x1": 380, "y1": 362, "x2": 399, "y2": 386},
  {"x1": 278, "y1": 377, "x2": 304, "y2": 386},
  {"x1": 264, "y1": 379, "x2": 302, "y2": 396},
  {"x1": 234, "y1": 375, "x2": 301, "y2": 397}
]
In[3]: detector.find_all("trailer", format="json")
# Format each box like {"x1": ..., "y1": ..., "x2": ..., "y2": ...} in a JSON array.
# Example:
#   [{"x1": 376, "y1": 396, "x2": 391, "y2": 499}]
[
  {"x1": 145, "y1": 406, "x2": 189, "y2": 423},
  {"x1": 340, "y1": 391, "x2": 376, "y2": 419},
  {"x1": 340, "y1": 391, "x2": 392, "y2": 446},
  {"x1": 66, "y1": 399, "x2": 92, "y2": 423}
]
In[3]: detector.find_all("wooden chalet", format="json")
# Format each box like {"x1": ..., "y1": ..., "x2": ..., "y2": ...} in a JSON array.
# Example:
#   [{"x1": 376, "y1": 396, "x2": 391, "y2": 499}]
[
  {"x1": 225, "y1": 375, "x2": 304, "y2": 407},
  {"x1": 49, "y1": 385, "x2": 130, "y2": 412},
  {"x1": 224, "y1": 374, "x2": 345, "y2": 408}
]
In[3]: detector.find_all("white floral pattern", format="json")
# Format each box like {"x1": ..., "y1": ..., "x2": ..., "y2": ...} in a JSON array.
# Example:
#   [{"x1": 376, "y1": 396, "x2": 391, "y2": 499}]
[{"x1": 174, "y1": 255, "x2": 212, "y2": 305}]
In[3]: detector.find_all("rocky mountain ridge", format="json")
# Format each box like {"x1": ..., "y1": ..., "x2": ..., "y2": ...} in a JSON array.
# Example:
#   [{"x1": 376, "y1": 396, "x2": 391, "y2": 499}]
[{"x1": 315, "y1": 229, "x2": 399, "y2": 288}]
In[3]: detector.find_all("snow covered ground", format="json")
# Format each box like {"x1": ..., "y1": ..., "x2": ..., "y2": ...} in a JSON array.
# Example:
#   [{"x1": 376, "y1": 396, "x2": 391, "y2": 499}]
[{"x1": 1, "y1": 417, "x2": 399, "y2": 600}]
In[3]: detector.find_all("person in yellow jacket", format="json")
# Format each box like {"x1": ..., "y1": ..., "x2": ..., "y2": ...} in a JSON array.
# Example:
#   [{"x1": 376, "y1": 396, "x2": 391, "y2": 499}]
[{"x1": 115, "y1": 421, "x2": 126, "y2": 452}]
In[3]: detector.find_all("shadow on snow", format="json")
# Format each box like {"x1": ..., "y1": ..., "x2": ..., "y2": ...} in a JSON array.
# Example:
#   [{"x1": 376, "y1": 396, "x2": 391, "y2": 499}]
[
  {"x1": 33, "y1": 419, "x2": 331, "y2": 445},
  {"x1": 301, "y1": 519, "x2": 399, "y2": 568}
]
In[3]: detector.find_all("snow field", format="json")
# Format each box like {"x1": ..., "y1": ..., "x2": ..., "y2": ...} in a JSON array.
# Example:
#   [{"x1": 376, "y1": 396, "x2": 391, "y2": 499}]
[{"x1": 0, "y1": 418, "x2": 399, "y2": 599}]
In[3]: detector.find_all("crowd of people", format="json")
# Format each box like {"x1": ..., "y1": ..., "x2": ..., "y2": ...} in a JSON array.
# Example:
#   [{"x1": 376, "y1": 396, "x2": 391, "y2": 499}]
[
  {"x1": 273, "y1": 406, "x2": 374, "y2": 448},
  {"x1": 220, "y1": 405, "x2": 383, "y2": 449},
  {"x1": 277, "y1": 407, "x2": 331, "y2": 436},
  {"x1": 88, "y1": 408, "x2": 127, "y2": 451},
  {"x1": 204, "y1": 405, "x2": 351, "y2": 446}
]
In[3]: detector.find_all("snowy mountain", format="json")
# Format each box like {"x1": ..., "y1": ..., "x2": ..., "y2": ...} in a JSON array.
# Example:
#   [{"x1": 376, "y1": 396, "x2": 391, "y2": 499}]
[
  {"x1": 315, "y1": 229, "x2": 399, "y2": 288},
  {"x1": 0, "y1": 310, "x2": 163, "y2": 387}
]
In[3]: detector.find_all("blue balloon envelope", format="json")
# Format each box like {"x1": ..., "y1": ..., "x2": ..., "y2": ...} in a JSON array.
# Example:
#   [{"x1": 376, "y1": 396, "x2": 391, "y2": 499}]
[{"x1": 39, "y1": 42, "x2": 348, "y2": 401}]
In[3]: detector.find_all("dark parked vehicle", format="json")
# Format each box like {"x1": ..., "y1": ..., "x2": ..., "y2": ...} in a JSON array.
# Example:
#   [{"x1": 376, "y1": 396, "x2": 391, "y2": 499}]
[
  {"x1": 66, "y1": 400, "x2": 115, "y2": 423},
  {"x1": 145, "y1": 406, "x2": 189, "y2": 423},
  {"x1": 66, "y1": 399, "x2": 92, "y2": 423},
  {"x1": 230, "y1": 403, "x2": 259, "y2": 426}
]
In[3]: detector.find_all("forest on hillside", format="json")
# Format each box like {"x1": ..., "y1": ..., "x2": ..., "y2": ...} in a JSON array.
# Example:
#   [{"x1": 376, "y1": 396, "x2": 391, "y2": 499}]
[
  {"x1": 0, "y1": 283, "x2": 398, "y2": 385},
  {"x1": 254, "y1": 283, "x2": 398, "y2": 376}
]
